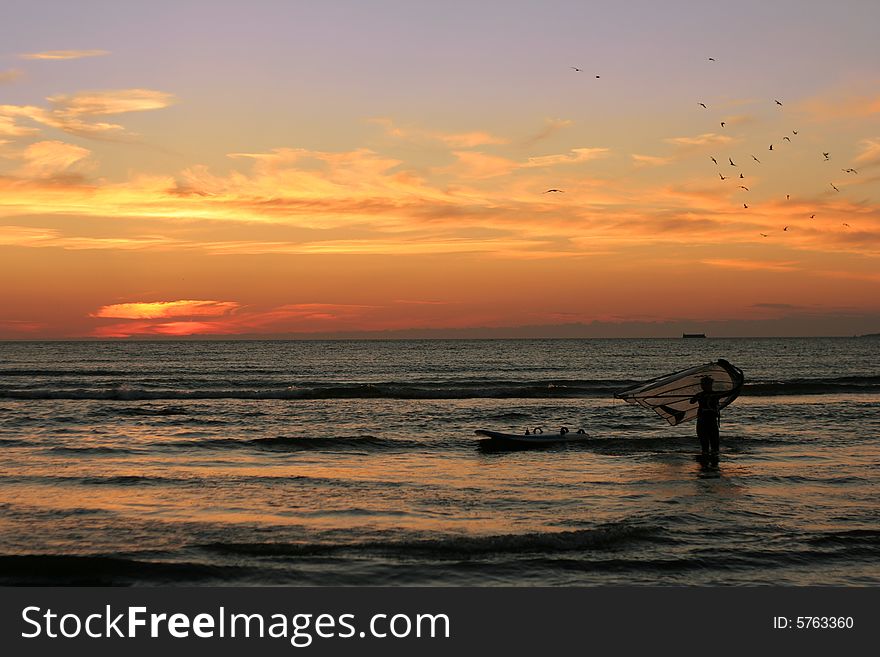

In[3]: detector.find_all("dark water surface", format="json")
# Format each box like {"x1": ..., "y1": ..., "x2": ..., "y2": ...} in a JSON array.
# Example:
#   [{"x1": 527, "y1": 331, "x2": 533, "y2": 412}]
[{"x1": 1, "y1": 338, "x2": 878, "y2": 585}]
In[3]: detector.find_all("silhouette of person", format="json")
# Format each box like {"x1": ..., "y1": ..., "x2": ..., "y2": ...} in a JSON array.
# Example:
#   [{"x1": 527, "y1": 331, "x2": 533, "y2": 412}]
[{"x1": 690, "y1": 376, "x2": 724, "y2": 456}]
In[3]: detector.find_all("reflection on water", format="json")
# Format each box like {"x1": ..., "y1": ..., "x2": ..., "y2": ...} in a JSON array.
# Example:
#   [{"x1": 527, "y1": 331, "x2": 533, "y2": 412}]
[{"x1": 1, "y1": 339, "x2": 878, "y2": 585}]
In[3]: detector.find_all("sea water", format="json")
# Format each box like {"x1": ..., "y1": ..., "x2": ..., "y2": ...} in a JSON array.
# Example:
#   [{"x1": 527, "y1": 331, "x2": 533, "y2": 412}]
[{"x1": 0, "y1": 338, "x2": 877, "y2": 585}]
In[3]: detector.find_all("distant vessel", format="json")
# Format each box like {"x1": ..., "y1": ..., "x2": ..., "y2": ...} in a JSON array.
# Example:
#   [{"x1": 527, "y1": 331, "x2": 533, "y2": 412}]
[{"x1": 682, "y1": 333, "x2": 706, "y2": 338}]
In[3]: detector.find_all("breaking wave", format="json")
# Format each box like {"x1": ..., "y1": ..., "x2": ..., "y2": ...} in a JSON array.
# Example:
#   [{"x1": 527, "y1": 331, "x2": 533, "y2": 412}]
[{"x1": 2, "y1": 375, "x2": 878, "y2": 400}]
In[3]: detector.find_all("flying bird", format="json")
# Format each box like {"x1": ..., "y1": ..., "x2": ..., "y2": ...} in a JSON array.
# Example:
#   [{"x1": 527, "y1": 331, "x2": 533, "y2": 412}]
[
  {"x1": 842, "y1": 223, "x2": 850, "y2": 228},
  {"x1": 710, "y1": 156, "x2": 718, "y2": 164},
  {"x1": 783, "y1": 226, "x2": 789, "y2": 231},
  {"x1": 786, "y1": 194, "x2": 790, "y2": 200},
  {"x1": 810, "y1": 214, "x2": 816, "y2": 219},
  {"x1": 571, "y1": 67, "x2": 582, "y2": 71},
  {"x1": 743, "y1": 203, "x2": 749, "y2": 209},
  {"x1": 699, "y1": 102, "x2": 707, "y2": 108},
  {"x1": 720, "y1": 121, "x2": 725, "y2": 127},
  {"x1": 823, "y1": 152, "x2": 830, "y2": 160},
  {"x1": 830, "y1": 183, "x2": 840, "y2": 192},
  {"x1": 760, "y1": 233, "x2": 768, "y2": 237},
  {"x1": 792, "y1": 130, "x2": 798, "y2": 135},
  {"x1": 708, "y1": 57, "x2": 716, "y2": 61},
  {"x1": 738, "y1": 185, "x2": 749, "y2": 191},
  {"x1": 751, "y1": 155, "x2": 761, "y2": 163},
  {"x1": 729, "y1": 157, "x2": 736, "y2": 166},
  {"x1": 843, "y1": 168, "x2": 858, "y2": 174},
  {"x1": 769, "y1": 144, "x2": 774, "y2": 150},
  {"x1": 544, "y1": 189, "x2": 565, "y2": 193},
  {"x1": 739, "y1": 173, "x2": 744, "y2": 179},
  {"x1": 719, "y1": 173, "x2": 727, "y2": 180},
  {"x1": 775, "y1": 99, "x2": 783, "y2": 106},
  {"x1": 783, "y1": 136, "x2": 791, "y2": 142}
]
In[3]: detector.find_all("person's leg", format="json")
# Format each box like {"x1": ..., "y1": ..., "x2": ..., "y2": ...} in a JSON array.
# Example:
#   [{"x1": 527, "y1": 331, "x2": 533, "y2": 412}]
[
  {"x1": 697, "y1": 421, "x2": 710, "y2": 454},
  {"x1": 708, "y1": 423, "x2": 720, "y2": 453}
]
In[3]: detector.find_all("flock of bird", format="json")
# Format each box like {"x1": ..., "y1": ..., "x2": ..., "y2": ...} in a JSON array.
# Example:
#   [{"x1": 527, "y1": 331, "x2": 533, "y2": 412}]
[
  {"x1": 547, "y1": 58, "x2": 862, "y2": 237},
  {"x1": 697, "y1": 84, "x2": 856, "y2": 236}
]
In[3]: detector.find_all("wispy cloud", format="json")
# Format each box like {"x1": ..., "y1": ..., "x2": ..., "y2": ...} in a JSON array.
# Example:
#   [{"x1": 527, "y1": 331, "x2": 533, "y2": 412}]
[
  {"x1": 751, "y1": 302, "x2": 806, "y2": 310},
  {"x1": 17, "y1": 140, "x2": 92, "y2": 178},
  {"x1": 719, "y1": 114, "x2": 755, "y2": 127},
  {"x1": 0, "y1": 69, "x2": 22, "y2": 84},
  {"x1": 90, "y1": 302, "x2": 379, "y2": 337},
  {"x1": 523, "y1": 147, "x2": 609, "y2": 168},
  {"x1": 48, "y1": 89, "x2": 175, "y2": 116},
  {"x1": 0, "y1": 114, "x2": 40, "y2": 137},
  {"x1": 798, "y1": 91, "x2": 880, "y2": 121},
  {"x1": 448, "y1": 150, "x2": 519, "y2": 179},
  {"x1": 664, "y1": 132, "x2": 734, "y2": 150},
  {"x1": 521, "y1": 118, "x2": 573, "y2": 147},
  {"x1": 0, "y1": 225, "x2": 181, "y2": 251},
  {"x1": 0, "y1": 89, "x2": 175, "y2": 140},
  {"x1": 631, "y1": 154, "x2": 672, "y2": 168},
  {"x1": 92, "y1": 300, "x2": 241, "y2": 320},
  {"x1": 853, "y1": 138, "x2": 880, "y2": 169},
  {"x1": 701, "y1": 258, "x2": 800, "y2": 272},
  {"x1": 18, "y1": 49, "x2": 110, "y2": 61},
  {"x1": 370, "y1": 117, "x2": 507, "y2": 147},
  {"x1": 0, "y1": 319, "x2": 46, "y2": 333}
]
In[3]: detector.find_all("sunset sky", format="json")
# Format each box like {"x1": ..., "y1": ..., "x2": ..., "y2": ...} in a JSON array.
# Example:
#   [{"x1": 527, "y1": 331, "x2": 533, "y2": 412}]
[{"x1": 1, "y1": 0, "x2": 879, "y2": 338}]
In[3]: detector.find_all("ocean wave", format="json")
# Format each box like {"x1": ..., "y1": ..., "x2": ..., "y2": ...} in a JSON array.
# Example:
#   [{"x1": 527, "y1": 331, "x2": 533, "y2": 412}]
[
  {"x1": 0, "y1": 369, "x2": 134, "y2": 377},
  {"x1": 198, "y1": 523, "x2": 668, "y2": 558},
  {"x1": 1, "y1": 375, "x2": 878, "y2": 400},
  {"x1": 805, "y1": 529, "x2": 880, "y2": 547},
  {"x1": 0, "y1": 379, "x2": 623, "y2": 400},
  {"x1": 744, "y1": 375, "x2": 880, "y2": 395},
  {"x1": 47, "y1": 445, "x2": 136, "y2": 455},
  {"x1": 97, "y1": 405, "x2": 190, "y2": 417},
  {"x1": 161, "y1": 434, "x2": 422, "y2": 452},
  {"x1": 0, "y1": 438, "x2": 33, "y2": 447},
  {"x1": 0, "y1": 555, "x2": 251, "y2": 585}
]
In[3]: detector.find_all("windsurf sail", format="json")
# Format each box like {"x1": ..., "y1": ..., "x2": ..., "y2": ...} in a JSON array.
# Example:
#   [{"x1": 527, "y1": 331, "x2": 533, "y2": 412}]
[{"x1": 614, "y1": 359, "x2": 744, "y2": 426}]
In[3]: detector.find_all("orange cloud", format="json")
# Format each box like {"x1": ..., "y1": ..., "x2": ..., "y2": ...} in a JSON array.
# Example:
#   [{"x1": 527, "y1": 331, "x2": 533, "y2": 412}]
[
  {"x1": 718, "y1": 114, "x2": 755, "y2": 127},
  {"x1": 448, "y1": 151, "x2": 519, "y2": 179},
  {"x1": 523, "y1": 147, "x2": 609, "y2": 168},
  {"x1": 521, "y1": 118, "x2": 573, "y2": 146},
  {"x1": 92, "y1": 320, "x2": 236, "y2": 338},
  {"x1": 0, "y1": 69, "x2": 22, "y2": 84},
  {"x1": 853, "y1": 139, "x2": 880, "y2": 169},
  {"x1": 18, "y1": 50, "x2": 110, "y2": 61},
  {"x1": 631, "y1": 154, "x2": 672, "y2": 168},
  {"x1": 48, "y1": 89, "x2": 175, "y2": 116},
  {"x1": 370, "y1": 117, "x2": 508, "y2": 147},
  {"x1": 17, "y1": 140, "x2": 92, "y2": 178},
  {"x1": 701, "y1": 258, "x2": 801, "y2": 272},
  {"x1": 90, "y1": 302, "x2": 380, "y2": 337},
  {"x1": 0, "y1": 114, "x2": 40, "y2": 137},
  {"x1": 798, "y1": 93, "x2": 880, "y2": 121},
  {"x1": 0, "y1": 89, "x2": 174, "y2": 140},
  {"x1": 664, "y1": 132, "x2": 734, "y2": 149},
  {"x1": 0, "y1": 226, "x2": 61, "y2": 246},
  {"x1": 0, "y1": 319, "x2": 46, "y2": 333},
  {"x1": 92, "y1": 300, "x2": 241, "y2": 320}
]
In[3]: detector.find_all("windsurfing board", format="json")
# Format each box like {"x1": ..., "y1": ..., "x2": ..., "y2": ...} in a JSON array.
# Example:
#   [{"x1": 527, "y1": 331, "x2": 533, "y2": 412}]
[{"x1": 475, "y1": 429, "x2": 591, "y2": 445}]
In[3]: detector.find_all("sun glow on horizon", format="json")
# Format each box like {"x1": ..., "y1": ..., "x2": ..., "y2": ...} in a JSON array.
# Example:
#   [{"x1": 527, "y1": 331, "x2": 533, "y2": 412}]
[{"x1": 1, "y1": 1, "x2": 879, "y2": 338}]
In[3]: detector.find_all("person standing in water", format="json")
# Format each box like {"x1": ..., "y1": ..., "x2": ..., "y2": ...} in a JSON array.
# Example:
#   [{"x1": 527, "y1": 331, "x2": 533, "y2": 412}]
[{"x1": 690, "y1": 376, "x2": 725, "y2": 456}]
